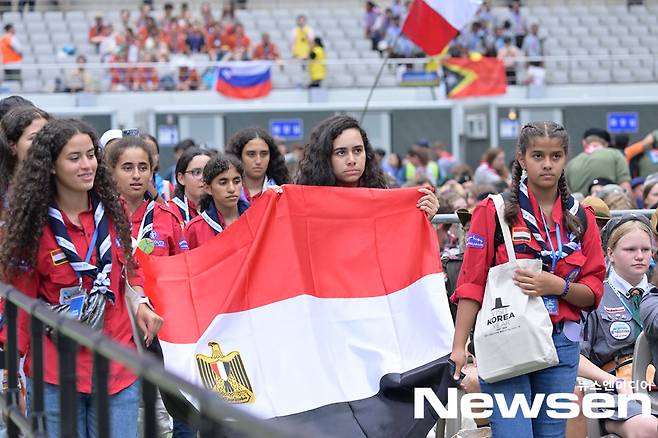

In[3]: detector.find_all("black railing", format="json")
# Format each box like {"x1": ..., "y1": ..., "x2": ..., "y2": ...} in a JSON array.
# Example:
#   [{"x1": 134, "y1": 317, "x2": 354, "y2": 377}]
[{"x1": 0, "y1": 283, "x2": 302, "y2": 438}]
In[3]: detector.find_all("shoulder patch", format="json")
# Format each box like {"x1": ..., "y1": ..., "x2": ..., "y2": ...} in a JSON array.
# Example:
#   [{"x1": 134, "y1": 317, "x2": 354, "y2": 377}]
[{"x1": 465, "y1": 233, "x2": 485, "y2": 249}]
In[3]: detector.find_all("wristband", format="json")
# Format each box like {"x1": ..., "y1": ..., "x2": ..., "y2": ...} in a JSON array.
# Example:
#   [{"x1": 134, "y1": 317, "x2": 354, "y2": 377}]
[{"x1": 561, "y1": 278, "x2": 571, "y2": 298}]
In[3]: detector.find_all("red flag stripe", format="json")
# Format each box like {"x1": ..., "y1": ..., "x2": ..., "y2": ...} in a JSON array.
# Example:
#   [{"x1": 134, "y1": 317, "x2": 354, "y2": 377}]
[
  {"x1": 139, "y1": 186, "x2": 442, "y2": 344},
  {"x1": 402, "y1": 0, "x2": 458, "y2": 56}
]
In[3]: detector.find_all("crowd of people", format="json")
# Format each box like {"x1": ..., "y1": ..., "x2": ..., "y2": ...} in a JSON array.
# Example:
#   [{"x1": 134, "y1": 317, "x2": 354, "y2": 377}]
[{"x1": 1, "y1": 89, "x2": 658, "y2": 437}]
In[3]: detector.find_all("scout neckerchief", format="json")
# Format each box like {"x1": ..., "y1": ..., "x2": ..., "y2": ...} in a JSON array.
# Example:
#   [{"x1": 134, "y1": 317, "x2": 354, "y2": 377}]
[
  {"x1": 608, "y1": 266, "x2": 646, "y2": 330},
  {"x1": 172, "y1": 194, "x2": 191, "y2": 224},
  {"x1": 240, "y1": 176, "x2": 276, "y2": 206},
  {"x1": 201, "y1": 200, "x2": 250, "y2": 236},
  {"x1": 47, "y1": 194, "x2": 114, "y2": 330},
  {"x1": 137, "y1": 199, "x2": 155, "y2": 242},
  {"x1": 518, "y1": 177, "x2": 581, "y2": 270}
]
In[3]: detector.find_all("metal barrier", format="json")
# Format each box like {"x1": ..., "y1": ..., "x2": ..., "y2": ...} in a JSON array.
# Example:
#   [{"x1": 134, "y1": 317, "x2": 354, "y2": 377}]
[
  {"x1": 0, "y1": 283, "x2": 303, "y2": 438},
  {"x1": 430, "y1": 209, "x2": 656, "y2": 225}
]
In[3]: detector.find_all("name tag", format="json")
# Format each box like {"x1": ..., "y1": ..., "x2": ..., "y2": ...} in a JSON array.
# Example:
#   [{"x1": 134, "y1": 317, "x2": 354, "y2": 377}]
[
  {"x1": 543, "y1": 296, "x2": 559, "y2": 315},
  {"x1": 59, "y1": 286, "x2": 85, "y2": 320}
]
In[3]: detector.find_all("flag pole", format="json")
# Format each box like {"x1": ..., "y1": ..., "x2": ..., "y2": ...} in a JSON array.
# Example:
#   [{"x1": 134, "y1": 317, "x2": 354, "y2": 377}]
[{"x1": 359, "y1": 32, "x2": 402, "y2": 124}]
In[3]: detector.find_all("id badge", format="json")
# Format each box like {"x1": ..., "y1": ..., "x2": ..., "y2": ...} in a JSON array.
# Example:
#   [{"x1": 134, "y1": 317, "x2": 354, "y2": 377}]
[
  {"x1": 59, "y1": 286, "x2": 85, "y2": 320},
  {"x1": 543, "y1": 296, "x2": 559, "y2": 315}
]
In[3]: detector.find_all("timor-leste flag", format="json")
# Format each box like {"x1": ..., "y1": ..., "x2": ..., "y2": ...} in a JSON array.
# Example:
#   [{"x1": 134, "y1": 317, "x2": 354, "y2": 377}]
[
  {"x1": 443, "y1": 57, "x2": 507, "y2": 99},
  {"x1": 138, "y1": 185, "x2": 456, "y2": 437}
]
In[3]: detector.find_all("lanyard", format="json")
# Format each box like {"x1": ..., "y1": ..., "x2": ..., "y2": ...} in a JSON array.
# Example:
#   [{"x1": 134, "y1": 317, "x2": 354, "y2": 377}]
[
  {"x1": 541, "y1": 210, "x2": 562, "y2": 273},
  {"x1": 76, "y1": 226, "x2": 99, "y2": 284}
]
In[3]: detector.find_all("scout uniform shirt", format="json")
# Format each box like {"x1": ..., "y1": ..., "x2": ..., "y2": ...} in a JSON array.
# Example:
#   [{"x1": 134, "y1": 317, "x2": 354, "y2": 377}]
[
  {"x1": 130, "y1": 200, "x2": 188, "y2": 256},
  {"x1": 453, "y1": 191, "x2": 606, "y2": 324}
]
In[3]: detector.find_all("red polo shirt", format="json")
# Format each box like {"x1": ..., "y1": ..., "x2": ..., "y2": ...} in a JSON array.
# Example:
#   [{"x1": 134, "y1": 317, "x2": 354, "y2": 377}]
[
  {"x1": 452, "y1": 192, "x2": 605, "y2": 324},
  {"x1": 170, "y1": 198, "x2": 199, "y2": 225},
  {"x1": 14, "y1": 207, "x2": 144, "y2": 394},
  {"x1": 184, "y1": 214, "x2": 219, "y2": 250},
  {"x1": 130, "y1": 201, "x2": 188, "y2": 255}
]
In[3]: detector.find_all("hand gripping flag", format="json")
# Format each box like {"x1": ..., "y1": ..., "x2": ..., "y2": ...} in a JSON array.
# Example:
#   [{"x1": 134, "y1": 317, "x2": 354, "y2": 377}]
[
  {"x1": 215, "y1": 61, "x2": 272, "y2": 99},
  {"x1": 443, "y1": 57, "x2": 507, "y2": 99},
  {"x1": 402, "y1": 0, "x2": 482, "y2": 55},
  {"x1": 138, "y1": 185, "x2": 456, "y2": 437}
]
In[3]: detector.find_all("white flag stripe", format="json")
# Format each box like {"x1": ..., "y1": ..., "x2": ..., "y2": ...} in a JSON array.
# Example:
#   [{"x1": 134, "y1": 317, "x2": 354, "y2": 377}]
[
  {"x1": 160, "y1": 273, "x2": 453, "y2": 419},
  {"x1": 424, "y1": 0, "x2": 482, "y2": 30}
]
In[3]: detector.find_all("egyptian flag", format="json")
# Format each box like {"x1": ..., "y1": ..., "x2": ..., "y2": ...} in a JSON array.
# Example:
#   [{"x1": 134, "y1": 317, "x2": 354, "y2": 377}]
[
  {"x1": 443, "y1": 57, "x2": 507, "y2": 99},
  {"x1": 402, "y1": 0, "x2": 482, "y2": 55},
  {"x1": 215, "y1": 61, "x2": 272, "y2": 99},
  {"x1": 138, "y1": 185, "x2": 456, "y2": 437}
]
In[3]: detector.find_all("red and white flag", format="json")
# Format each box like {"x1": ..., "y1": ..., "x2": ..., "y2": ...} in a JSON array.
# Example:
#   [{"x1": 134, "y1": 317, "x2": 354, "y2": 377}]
[
  {"x1": 139, "y1": 186, "x2": 455, "y2": 437},
  {"x1": 402, "y1": 0, "x2": 482, "y2": 55}
]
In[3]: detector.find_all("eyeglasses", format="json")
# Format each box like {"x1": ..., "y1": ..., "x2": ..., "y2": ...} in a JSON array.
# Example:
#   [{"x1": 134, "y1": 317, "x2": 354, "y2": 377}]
[{"x1": 185, "y1": 168, "x2": 204, "y2": 178}]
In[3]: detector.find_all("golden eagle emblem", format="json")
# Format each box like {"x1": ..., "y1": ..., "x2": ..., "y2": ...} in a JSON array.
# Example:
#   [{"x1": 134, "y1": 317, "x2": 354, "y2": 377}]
[{"x1": 196, "y1": 341, "x2": 255, "y2": 404}]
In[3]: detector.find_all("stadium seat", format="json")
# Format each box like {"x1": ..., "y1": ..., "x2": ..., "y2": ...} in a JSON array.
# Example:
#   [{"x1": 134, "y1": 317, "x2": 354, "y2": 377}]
[
  {"x1": 21, "y1": 79, "x2": 42, "y2": 93},
  {"x1": 44, "y1": 11, "x2": 64, "y2": 22},
  {"x1": 569, "y1": 70, "x2": 590, "y2": 84},
  {"x1": 633, "y1": 70, "x2": 654, "y2": 82},
  {"x1": 546, "y1": 70, "x2": 569, "y2": 84},
  {"x1": 612, "y1": 69, "x2": 633, "y2": 83},
  {"x1": 590, "y1": 70, "x2": 611, "y2": 83},
  {"x1": 2, "y1": 12, "x2": 22, "y2": 23}
]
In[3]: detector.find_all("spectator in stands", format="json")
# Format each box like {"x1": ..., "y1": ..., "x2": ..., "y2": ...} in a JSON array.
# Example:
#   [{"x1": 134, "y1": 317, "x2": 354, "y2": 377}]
[
  {"x1": 17, "y1": 0, "x2": 34, "y2": 13},
  {"x1": 399, "y1": 145, "x2": 438, "y2": 186},
  {"x1": 0, "y1": 24, "x2": 23, "y2": 82},
  {"x1": 507, "y1": 0, "x2": 527, "y2": 48},
  {"x1": 308, "y1": 37, "x2": 326, "y2": 88},
  {"x1": 433, "y1": 142, "x2": 458, "y2": 184},
  {"x1": 521, "y1": 23, "x2": 542, "y2": 58},
  {"x1": 598, "y1": 184, "x2": 636, "y2": 211},
  {"x1": 117, "y1": 9, "x2": 132, "y2": 33},
  {"x1": 385, "y1": 15, "x2": 413, "y2": 58},
  {"x1": 497, "y1": 36, "x2": 521, "y2": 85},
  {"x1": 391, "y1": 0, "x2": 405, "y2": 19},
  {"x1": 476, "y1": 0, "x2": 494, "y2": 31},
  {"x1": 167, "y1": 20, "x2": 189, "y2": 54},
  {"x1": 565, "y1": 128, "x2": 632, "y2": 195},
  {"x1": 493, "y1": 26, "x2": 506, "y2": 51},
  {"x1": 364, "y1": 1, "x2": 382, "y2": 51},
  {"x1": 156, "y1": 50, "x2": 176, "y2": 91},
  {"x1": 132, "y1": 53, "x2": 159, "y2": 91},
  {"x1": 524, "y1": 61, "x2": 546, "y2": 86},
  {"x1": 99, "y1": 24, "x2": 119, "y2": 62},
  {"x1": 185, "y1": 21, "x2": 207, "y2": 54},
  {"x1": 464, "y1": 21, "x2": 487, "y2": 54},
  {"x1": 372, "y1": 8, "x2": 393, "y2": 53},
  {"x1": 219, "y1": 1, "x2": 236, "y2": 31},
  {"x1": 589, "y1": 177, "x2": 615, "y2": 197},
  {"x1": 227, "y1": 22, "x2": 250, "y2": 60},
  {"x1": 178, "y1": 2, "x2": 193, "y2": 25},
  {"x1": 291, "y1": 14, "x2": 314, "y2": 60},
  {"x1": 643, "y1": 175, "x2": 658, "y2": 209},
  {"x1": 207, "y1": 22, "x2": 229, "y2": 60},
  {"x1": 88, "y1": 15, "x2": 105, "y2": 53},
  {"x1": 159, "y1": 2, "x2": 176, "y2": 33},
  {"x1": 64, "y1": 55, "x2": 96, "y2": 93},
  {"x1": 109, "y1": 49, "x2": 131, "y2": 92},
  {"x1": 176, "y1": 64, "x2": 200, "y2": 91},
  {"x1": 200, "y1": 2, "x2": 215, "y2": 32},
  {"x1": 630, "y1": 176, "x2": 645, "y2": 208},
  {"x1": 252, "y1": 32, "x2": 280, "y2": 61}
]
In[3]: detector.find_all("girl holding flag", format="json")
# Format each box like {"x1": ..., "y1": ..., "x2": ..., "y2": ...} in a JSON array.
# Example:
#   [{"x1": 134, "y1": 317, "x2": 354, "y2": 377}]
[
  {"x1": 185, "y1": 154, "x2": 250, "y2": 249},
  {"x1": 0, "y1": 119, "x2": 162, "y2": 437},
  {"x1": 107, "y1": 136, "x2": 188, "y2": 256},
  {"x1": 450, "y1": 121, "x2": 606, "y2": 437},
  {"x1": 226, "y1": 127, "x2": 289, "y2": 206},
  {"x1": 296, "y1": 115, "x2": 439, "y2": 218},
  {"x1": 171, "y1": 147, "x2": 214, "y2": 225}
]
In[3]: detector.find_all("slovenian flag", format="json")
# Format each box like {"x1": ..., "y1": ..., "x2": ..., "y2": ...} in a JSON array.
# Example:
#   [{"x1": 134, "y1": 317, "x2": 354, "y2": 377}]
[
  {"x1": 138, "y1": 186, "x2": 455, "y2": 436},
  {"x1": 215, "y1": 61, "x2": 272, "y2": 99},
  {"x1": 402, "y1": 0, "x2": 482, "y2": 55}
]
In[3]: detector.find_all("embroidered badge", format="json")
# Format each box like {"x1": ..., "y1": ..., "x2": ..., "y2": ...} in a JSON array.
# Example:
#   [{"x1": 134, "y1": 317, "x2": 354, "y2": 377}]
[
  {"x1": 138, "y1": 238, "x2": 155, "y2": 255},
  {"x1": 609, "y1": 321, "x2": 631, "y2": 340},
  {"x1": 50, "y1": 249, "x2": 68, "y2": 266},
  {"x1": 151, "y1": 230, "x2": 159, "y2": 239},
  {"x1": 604, "y1": 306, "x2": 625, "y2": 313},
  {"x1": 153, "y1": 239, "x2": 166, "y2": 248},
  {"x1": 465, "y1": 233, "x2": 485, "y2": 249},
  {"x1": 512, "y1": 227, "x2": 531, "y2": 243},
  {"x1": 179, "y1": 239, "x2": 189, "y2": 251}
]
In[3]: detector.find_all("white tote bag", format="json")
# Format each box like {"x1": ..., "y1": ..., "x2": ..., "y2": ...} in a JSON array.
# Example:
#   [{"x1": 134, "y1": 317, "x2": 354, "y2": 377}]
[{"x1": 474, "y1": 194, "x2": 558, "y2": 383}]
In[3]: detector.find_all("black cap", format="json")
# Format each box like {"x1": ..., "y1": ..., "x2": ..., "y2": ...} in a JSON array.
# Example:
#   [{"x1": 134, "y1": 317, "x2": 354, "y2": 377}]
[
  {"x1": 583, "y1": 128, "x2": 611, "y2": 143},
  {"x1": 588, "y1": 177, "x2": 614, "y2": 193}
]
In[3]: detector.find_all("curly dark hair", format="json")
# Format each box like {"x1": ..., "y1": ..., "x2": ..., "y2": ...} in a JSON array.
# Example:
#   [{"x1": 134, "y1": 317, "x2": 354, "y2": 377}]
[
  {"x1": 198, "y1": 154, "x2": 244, "y2": 212},
  {"x1": 173, "y1": 147, "x2": 215, "y2": 199},
  {"x1": 0, "y1": 119, "x2": 134, "y2": 278},
  {"x1": 505, "y1": 121, "x2": 583, "y2": 239},
  {"x1": 0, "y1": 105, "x2": 51, "y2": 200},
  {"x1": 296, "y1": 115, "x2": 387, "y2": 188},
  {"x1": 225, "y1": 127, "x2": 290, "y2": 185}
]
